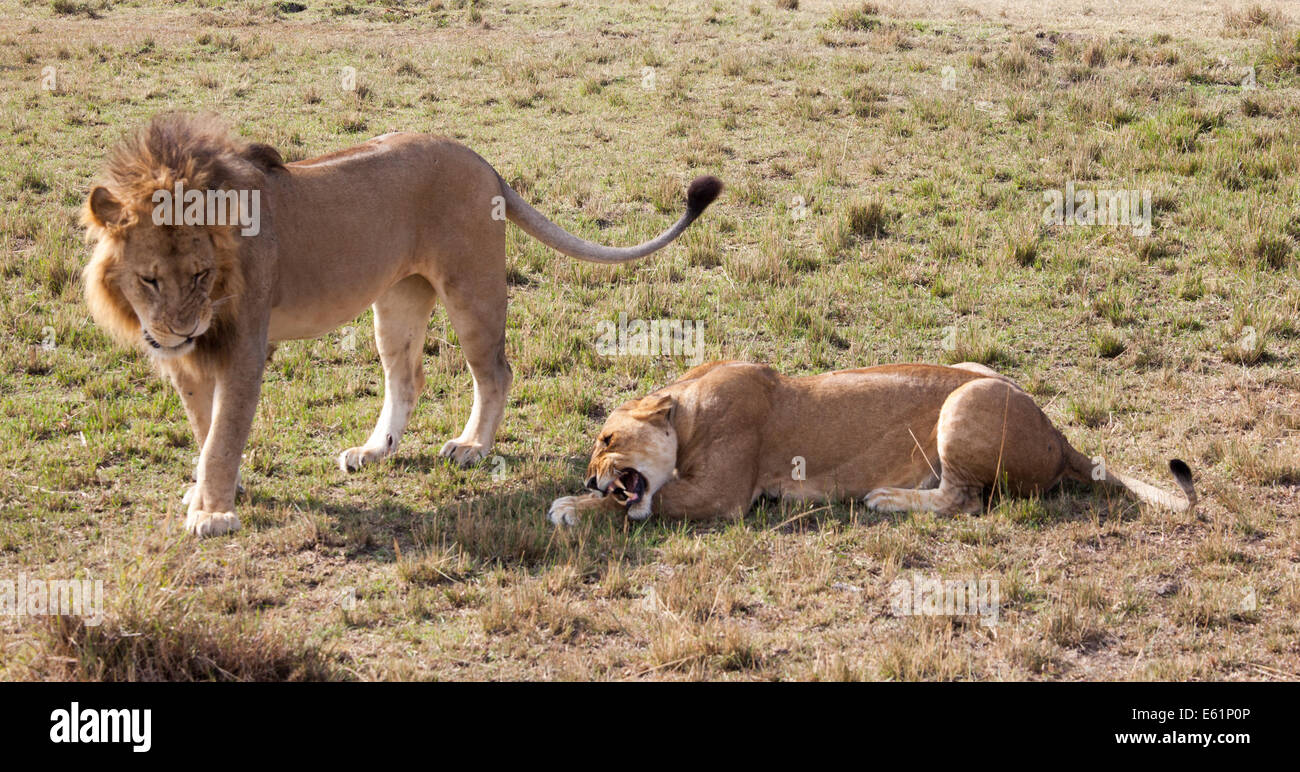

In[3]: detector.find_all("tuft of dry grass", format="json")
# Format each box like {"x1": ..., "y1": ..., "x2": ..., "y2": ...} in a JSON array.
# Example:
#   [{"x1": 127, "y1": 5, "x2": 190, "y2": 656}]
[
  {"x1": 828, "y1": 3, "x2": 881, "y2": 33},
  {"x1": 846, "y1": 198, "x2": 886, "y2": 238},
  {"x1": 26, "y1": 610, "x2": 342, "y2": 681},
  {"x1": 1223, "y1": 4, "x2": 1285, "y2": 33}
]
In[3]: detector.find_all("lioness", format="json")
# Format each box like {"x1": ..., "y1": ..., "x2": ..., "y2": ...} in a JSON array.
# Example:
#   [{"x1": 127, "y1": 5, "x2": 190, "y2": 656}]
[
  {"x1": 547, "y1": 360, "x2": 1195, "y2": 524},
  {"x1": 82, "y1": 114, "x2": 722, "y2": 536}
]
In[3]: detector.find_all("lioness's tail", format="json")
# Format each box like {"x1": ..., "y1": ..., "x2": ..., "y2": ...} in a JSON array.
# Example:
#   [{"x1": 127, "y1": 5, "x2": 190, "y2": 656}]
[
  {"x1": 1064, "y1": 447, "x2": 1197, "y2": 512},
  {"x1": 497, "y1": 174, "x2": 723, "y2": 264}
]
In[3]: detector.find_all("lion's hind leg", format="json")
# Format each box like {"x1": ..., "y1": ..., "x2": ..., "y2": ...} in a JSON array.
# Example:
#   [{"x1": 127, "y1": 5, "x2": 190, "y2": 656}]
[
  {"x1": 339, "y1": 275, "x2": 439, "y2": 472},
  {"x1": 432, "y1": 243, "x2": 512, "y2": 467}
]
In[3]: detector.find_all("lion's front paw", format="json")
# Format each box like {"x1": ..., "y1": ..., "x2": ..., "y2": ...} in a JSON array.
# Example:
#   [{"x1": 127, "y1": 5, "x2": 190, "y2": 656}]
[
  {"x1": 184, "y1": 509, "x2": 241, "y2": 537},
  {"x1": 547, "y1": 496, "x2": 582, "y2": 526},
  {"x1": 439, "y1": 439, "x2": 488, "y2": 466},
  {"x1": 338, "y1": 445, "x2": 391, "y2": 473}
]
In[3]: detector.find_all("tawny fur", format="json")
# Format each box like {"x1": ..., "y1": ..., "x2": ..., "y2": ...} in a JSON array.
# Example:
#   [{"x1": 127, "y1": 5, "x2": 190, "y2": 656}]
[
  {"x1": 82, "y1": 113, "x2": 721, "y2": 537},
  {"x1": 82, "y1": 114, "x2": 261, "y2": 371},
  {"x1": 548, "y1": 361, "x2": 1196, "y2": 525}
]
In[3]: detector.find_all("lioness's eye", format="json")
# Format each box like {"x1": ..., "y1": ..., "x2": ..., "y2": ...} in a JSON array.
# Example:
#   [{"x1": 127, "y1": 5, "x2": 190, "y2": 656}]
[
  {"x1": 141, "y1": 276, "x2": 159, "y2": 290},
  {"x1": 600, "y1": 433, "x2": 613, "y2": 445}
]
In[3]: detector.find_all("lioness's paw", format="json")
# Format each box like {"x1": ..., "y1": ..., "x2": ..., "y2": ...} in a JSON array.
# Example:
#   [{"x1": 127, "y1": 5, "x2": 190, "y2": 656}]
[
  {"x1": 547, "y1": 496, "x2": 581, "y2": 526},
  {"x1": 338, "y1": 445, "x2": 390, "y2": 473},
  {"x1": 865, "y1": 487, "x2": 911, "y2": 512},
  {"x1": 439, "y1": 440, "x2": 488, "y2": 466},
  {"x1": 627, "y1": 500, "x2": 653, "y2": 521},
  {"x1": 184, "y1": 509, "x2": 240, "y2": 537}
]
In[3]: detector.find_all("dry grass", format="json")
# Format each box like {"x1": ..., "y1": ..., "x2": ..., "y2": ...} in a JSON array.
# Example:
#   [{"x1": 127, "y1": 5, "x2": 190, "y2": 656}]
[{"x1": 0, "y1": 0, "x2": 1297, "y2": 681}]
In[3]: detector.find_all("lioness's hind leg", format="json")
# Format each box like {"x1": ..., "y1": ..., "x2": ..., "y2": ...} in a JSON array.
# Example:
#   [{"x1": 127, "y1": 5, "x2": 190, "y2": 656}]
[
  {"x1": 434, "y1": 250, "x2": 512, "y2": 467},
  {"x1": 866, "y1": 481, "x2": 983, "y2": 516},
  {"x1": 339, "y1": 275, "x2": 439, "y2": 472},
  {"x1": 868, "y1": 377, "x2": 1065, "y2": 515},
  {"x1": 949, "y1": 362, "x2": 1023, "y2": 391},
  {"x1": 934, "y1": 377, "x2": 1069, "y2": 496},
  {"x1": 869, "y1": 377, "x2": 1070, "y2": 513}
]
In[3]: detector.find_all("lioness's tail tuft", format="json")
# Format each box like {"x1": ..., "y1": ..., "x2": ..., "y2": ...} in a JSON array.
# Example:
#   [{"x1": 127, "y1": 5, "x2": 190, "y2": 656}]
[
  {"x1": 1065, "y1": 447, "x2": 1197, "y2": 512},
  {"x1": 686, "y1": 175, "x2": 724, "y2": 217},
  {"x1": 1168, "y1": 458, "x2": 1197, "y2": 512}
]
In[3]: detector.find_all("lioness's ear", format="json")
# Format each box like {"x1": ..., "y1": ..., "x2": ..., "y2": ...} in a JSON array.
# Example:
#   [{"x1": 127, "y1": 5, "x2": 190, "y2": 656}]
[
  {"x1": 638, "y1": 393, "x2": 675, "y2": 424},
  {"x1": 86, "y1": 186, "x2": 129, "y2": 230}
]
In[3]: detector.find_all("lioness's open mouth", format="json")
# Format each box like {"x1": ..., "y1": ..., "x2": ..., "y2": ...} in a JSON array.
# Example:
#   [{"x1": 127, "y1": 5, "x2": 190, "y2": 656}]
[{"x1": 609, "y1": 468, "x2": 647, "y2": 504}]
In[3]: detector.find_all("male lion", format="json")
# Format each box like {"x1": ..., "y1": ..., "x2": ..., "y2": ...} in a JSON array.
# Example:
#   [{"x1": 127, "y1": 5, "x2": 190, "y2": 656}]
[
  {"x1": 547, "y1": 361, "x2": 1196, "y2": 524},
  {"x1": 82, "y1": 114, "x2": 722, "y2": 537}
]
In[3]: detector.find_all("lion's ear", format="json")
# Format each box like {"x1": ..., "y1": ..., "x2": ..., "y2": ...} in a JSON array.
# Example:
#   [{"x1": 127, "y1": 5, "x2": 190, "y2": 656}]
[
  {"x1": 241, "y1": 142, "x2": 284, "y2": 173},
  {"x1": 86, "y1": 186, "x2": 129, "y2": 230}
]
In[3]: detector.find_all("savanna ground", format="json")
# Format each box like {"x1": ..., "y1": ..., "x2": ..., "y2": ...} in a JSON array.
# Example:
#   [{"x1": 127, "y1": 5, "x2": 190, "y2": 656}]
[{"x1": 1, "y1": 0, "x2": 1298, "y2": 680}]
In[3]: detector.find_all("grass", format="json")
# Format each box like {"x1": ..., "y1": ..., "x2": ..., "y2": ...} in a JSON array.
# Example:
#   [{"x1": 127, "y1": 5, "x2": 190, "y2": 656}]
[{"x1": 0, "y1": 0, "x2": 1298, "y2": 681}]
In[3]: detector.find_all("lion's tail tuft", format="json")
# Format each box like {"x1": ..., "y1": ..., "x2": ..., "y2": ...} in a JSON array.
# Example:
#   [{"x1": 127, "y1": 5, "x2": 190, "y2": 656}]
[
  {"x1": 498, "y1": 173, "x2": 722, "y2": 264},
  {"x1": 685, "y1": 175, "x2": 724, "y2": 217}
]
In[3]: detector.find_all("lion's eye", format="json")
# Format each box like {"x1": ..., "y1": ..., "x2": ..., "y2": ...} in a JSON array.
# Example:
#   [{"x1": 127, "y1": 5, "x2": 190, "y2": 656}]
[
  {"x1": 141, "y1": 276, "x2": 159, "y2": 290},
  {"x1": 600, "y1": 433, "x2": 613, "y2": 445},
  {"x1": 192, "y1": 270, "x2": 209, "y2": 286}
]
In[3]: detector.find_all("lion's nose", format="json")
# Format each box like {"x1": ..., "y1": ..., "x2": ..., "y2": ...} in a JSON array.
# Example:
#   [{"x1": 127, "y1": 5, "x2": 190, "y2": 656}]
[{"x1": 585, "y1": 475, "x2": 599, "y2": 491}]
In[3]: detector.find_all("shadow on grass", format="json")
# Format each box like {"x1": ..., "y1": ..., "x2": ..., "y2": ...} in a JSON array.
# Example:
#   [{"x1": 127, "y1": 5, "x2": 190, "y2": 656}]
[
  {"x1": 245, "y1": 455, "x2": 1147, "y2": 576},
  {"x1": 986, "y1": 479, "x2": 1154, "y2": 527}
]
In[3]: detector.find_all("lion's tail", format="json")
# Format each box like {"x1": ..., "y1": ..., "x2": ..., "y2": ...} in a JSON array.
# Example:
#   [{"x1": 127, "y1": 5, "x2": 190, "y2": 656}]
[
  {"x1": 497, "y1": 174, "x2": 722, "y2": 264},
  {"x1": 1064, "y1": 446, "x2": 1197, "y2": 513}
]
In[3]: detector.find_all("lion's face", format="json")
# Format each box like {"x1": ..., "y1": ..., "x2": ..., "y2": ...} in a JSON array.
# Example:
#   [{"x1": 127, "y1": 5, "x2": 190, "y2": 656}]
[
  {"x1": 81, "y1": 116, "x2": 275, "y2": 366},
  {"x1": 85, "y1": 180, "x2": 239, "y2": 362},
  {"x1": 586, "y1": 393, "x2": 678, "y2": 506},
  {"x1": 111, "y1": 223, "x2": 222, "y2": 358}
]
